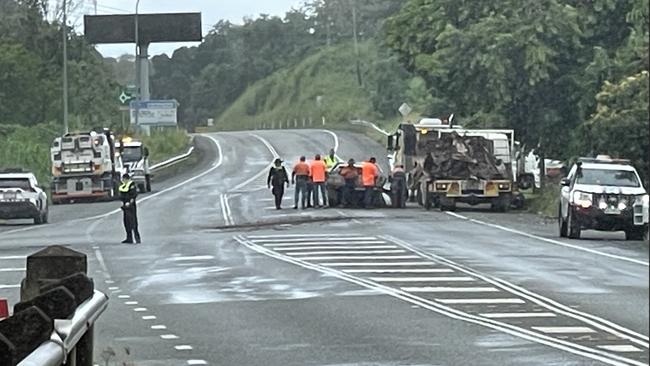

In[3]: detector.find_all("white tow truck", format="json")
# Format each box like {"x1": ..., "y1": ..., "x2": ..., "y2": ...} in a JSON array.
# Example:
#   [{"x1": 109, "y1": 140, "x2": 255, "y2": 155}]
[{"x1": 115, "y1": 137, "x2": 151, "y2": 193}]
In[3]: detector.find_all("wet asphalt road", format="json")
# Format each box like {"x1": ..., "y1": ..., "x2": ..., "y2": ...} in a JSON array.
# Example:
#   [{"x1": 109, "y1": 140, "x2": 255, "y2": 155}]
[{"x1": 0, "y1": 130, "x2": 648, "y2": 366}]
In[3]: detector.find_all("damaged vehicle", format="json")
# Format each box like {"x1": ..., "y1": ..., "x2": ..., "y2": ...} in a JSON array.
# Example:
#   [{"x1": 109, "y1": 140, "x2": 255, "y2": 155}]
[{"x1": 559, "y1": 156, "x2": 649, "y2": 240}]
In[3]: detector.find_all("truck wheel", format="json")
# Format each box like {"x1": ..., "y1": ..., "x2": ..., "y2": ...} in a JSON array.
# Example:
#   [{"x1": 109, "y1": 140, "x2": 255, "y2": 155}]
[
  {"x1": 34, "y1": 214, "x2": 43, "y2": 225},
  {"x1": 625, "y1": 225, "x2": 647, "y2": 241},
  {"x1": 416, "y1": 188, "x2": 423, "y2": 206},
  {"x1": 138, "y1": 183, "x2": 146, "y2": 193},
  {"x1": 145, "y1": 175, "x2": 152, "y2": 192},
  {"x1": 567, "y1": 209, "x2": 581, "y2": 239},
  {"x1": 424, "y1": 193, "x2": 432, "y2": 210},
  {"x1": 41, "y1": 210, "x2": 48, "y2": 224},
  {"x1": 558, "y1": 206, "x2": 568, "y2": 238}
]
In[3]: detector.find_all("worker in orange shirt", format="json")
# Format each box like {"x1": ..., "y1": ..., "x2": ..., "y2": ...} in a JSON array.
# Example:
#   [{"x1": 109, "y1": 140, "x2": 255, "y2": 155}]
[
  {"x1": 291, "y1": 156, "x2": 311, "y2": 209},
  {"x1": 362, "y1": 157, "x2": 379, "y2": 208},
  {"x1": 310, "y1": 154, "x2": 328, "y2": 208}
]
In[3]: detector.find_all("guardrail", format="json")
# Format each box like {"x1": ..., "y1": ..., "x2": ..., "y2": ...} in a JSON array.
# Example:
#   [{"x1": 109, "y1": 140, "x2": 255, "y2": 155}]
[
  {"x1": 349, "y1": 119, "x2": 391, "y2": 136},
  {"x1": 0, "y1": 246, "x2": 108, "y2": 366},
  {"x1": 150, "y1": 145, "x2": 195, "y2": 171}
]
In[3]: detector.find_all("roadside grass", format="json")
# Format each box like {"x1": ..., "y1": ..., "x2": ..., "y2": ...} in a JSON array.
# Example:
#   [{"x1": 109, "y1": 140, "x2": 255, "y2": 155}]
[
  {"x1": 527, "y1": 184, "x2": 560, "y2": 218},
  {"x1": 138, "y1": 129, "x2": 190, "y2": 164}
]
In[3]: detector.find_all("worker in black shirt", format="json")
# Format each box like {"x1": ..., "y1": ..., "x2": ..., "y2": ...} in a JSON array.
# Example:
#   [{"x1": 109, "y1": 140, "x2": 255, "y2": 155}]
[
  {"x1": 119, "y1": 173, "x2": 141, "y2": 243},
  {"x1": 267, "y1": 158, "x2": 290, "y2": 210}
]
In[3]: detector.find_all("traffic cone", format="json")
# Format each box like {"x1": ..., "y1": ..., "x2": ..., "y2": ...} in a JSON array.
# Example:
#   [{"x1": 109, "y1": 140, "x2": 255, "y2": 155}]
[{"x1": 0, "y1": 299, "x2": 8, "y2": 320}]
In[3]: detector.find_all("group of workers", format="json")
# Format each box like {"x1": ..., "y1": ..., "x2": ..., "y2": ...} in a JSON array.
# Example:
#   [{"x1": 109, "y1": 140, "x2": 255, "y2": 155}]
[{"x1": 267, "y1": 149, "x2": 384, "y2": 210}]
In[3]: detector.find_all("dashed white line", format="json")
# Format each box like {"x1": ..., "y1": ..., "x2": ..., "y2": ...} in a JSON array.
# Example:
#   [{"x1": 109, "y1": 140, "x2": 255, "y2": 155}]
[
  {"x1": 108, "y1": 287, "x2": 119, "y2": 291},
  {"x1": 326, "y1": 262, "x2": 435, "y2": 267},
  {"x1": 343, "y1": 268, "x2": 454, "y2": 273},
  {"x1": 142, "y1": 315, "x2": 157, "y2": 320},
  {"x1": 124, "y1": 301, "x2": 138, "y2": 305},
  {"x1": 118, "y1": 295, "x2": 131, "y2": 299},
  {"x1": 187, "y1": 360, "x2": 207, "y2": 365},
  {"x1": 133, "y1": 307, "x2": 148, "y2": 312},
  {"x1": 532, "y1": 326, "x2": 597, "y2": 334},
  {"x1": 151, "y1": 325, "x2": 167, "y2": 330},
  {"x1": 436, "y1": 298, "x2": 526, "y2": 304},
  {"x1": 402, "y1": 287, "x2": 499, "y2": 293},
  {"x1": 288, "y1": 250, "x2": 406, "y2": 256},
  {"x1": 480, "y1": 312, "x2": 557, "y2": 319},
  {"x1": 371, "y1": 277, "x2": 475, "y2": 282},
  {"x1": 175, "y1": 345, "x2": 193, "y2": 351},
  {"x1": 597, "y1": 345, "x2": 643, "y2": 353},
  {"x1": 160, "y1": 334, "x2": 179, "y2": 340}
]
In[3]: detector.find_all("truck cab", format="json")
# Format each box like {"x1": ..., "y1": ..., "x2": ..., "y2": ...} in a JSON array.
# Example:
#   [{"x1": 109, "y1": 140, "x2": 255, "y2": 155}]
[{"x1": 115, "y1": 137, "x2": 151, "y2": 193}]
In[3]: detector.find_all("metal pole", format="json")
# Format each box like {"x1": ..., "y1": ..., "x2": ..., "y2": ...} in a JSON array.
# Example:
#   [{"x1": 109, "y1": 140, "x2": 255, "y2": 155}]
[
  {"x1": 134, "y1": 0, "x2": 141, "y2": 129},
  {"x1": 62, "y1": 0, "x2": 69, "y2": 134},
  {"x1": 352, "y1": 0, "x2": 362, "y2": 86}
]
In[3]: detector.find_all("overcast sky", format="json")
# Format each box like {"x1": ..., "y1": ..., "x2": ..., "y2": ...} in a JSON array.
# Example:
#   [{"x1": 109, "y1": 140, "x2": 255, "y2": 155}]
[{"x1": 71, "y1": 0, "x2": 303, "y2": 57}]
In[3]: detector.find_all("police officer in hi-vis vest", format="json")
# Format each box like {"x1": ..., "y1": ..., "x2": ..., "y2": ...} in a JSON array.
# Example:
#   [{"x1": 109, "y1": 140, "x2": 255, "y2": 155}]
[{"x1": 119, "y1": 173, "x2": 141, "y2": 244}]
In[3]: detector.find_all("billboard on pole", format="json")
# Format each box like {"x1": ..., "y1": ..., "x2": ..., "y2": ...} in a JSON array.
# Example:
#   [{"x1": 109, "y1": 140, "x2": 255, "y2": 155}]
[
  {"x1": 130, "y1": 100, "x2": 178, "y2": 126},
  {"x1": 84, "y1": 13, "x2": 202, "y2": 44}
]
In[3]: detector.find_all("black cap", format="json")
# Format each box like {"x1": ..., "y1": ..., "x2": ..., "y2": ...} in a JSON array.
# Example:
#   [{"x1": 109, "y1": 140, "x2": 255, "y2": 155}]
[
  {"x1": 274, "y1": 158, "x2": 282, "y2": 164},
  {"x1": 122, "y1": 172, "x2": 130, "y2": 179}
]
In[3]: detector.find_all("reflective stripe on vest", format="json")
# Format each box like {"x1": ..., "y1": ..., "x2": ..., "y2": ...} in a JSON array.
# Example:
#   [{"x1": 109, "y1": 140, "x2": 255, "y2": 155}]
[
  {"x1": 324, "y1": 156, "x2": 337, "y2": 168},
  {"x1": 119, "y1": 181, "x2": 133, "y2": 193}
]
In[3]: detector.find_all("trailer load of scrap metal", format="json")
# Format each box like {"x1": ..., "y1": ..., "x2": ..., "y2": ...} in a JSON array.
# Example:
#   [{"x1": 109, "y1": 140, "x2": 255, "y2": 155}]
[{"x1": 418, "y1": 132, "x2": 508, "y2": 180}]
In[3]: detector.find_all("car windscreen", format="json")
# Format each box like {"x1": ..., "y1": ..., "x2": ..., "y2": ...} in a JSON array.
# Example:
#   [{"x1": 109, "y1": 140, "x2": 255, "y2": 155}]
[
  {"x1": 576, "y1": 168, "x2": 640, "y2": 187},
  {"x1": 121, "y1": 147, "x2": 143, "y2": 162},
  {"x1": 0, "y1": 178, "x2": 32, "y2": 190}
]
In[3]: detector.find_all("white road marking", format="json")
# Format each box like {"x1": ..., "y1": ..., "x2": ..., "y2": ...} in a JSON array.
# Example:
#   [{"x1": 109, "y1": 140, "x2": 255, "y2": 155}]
[
  {"x1": 160, "y1": 334, "x2": 179, "y2": 340},
  {"x1": 118, "y1": 295, "x2": 130, "y2": 299},
  {"x1": 224, "y1": 194, "x2": 234, "y2": 225},
  {"x1": 436, "y1": 298, "x2": 526, "y2": 304},
  {"x1": 260, "y1": 197, "x2": 293, "y2": 202},
  {"x1": 168, "y1": 256, "x2": 215, "y2": 261},
  {"x1": 229, "y1": 134, "x2": 280, "y2": 192},
  {"x1": 124, "y1": 301, "x2": 138, "y2": 305},
  {"x1": 247, "y1": 234, "x2": 367, "y2": 239},
  {"x1": 288, "y1": 250, "x2": 406, "y2": 256},
  {"x1": 108, "y1": 287, "x2": 119, "y2": 291},
  {"x1": 175, "y1": 345, "x2": 193, "y2": 351},
  {"x1": 343, "y1": 268, "x2": 454, "y2": 273},
  {"x1": 187, "y1": 360, "x2": 207, "y2": 365},
  {"x1": 254, "y1": 237, "x2": 379, "y2": 243},
  {"x1": 0, "y1": 284, "x2": 20, "y2": 289},
  {"x1": 0, "y1": 268, "x2": 24, "y2": 272},
  {"x1": 444, "y1": 212, "x2": 649, "y2": 267},
  {"x1": 402, "y1": 287, "x2": 499, "y2": 293},
  {"x1": 384, "y1": 234, "x2": 650, "y2": 348},
  {"x1": 0, "y1": 256, "x2": 24, "y2": 260},
  {"x1": 236, "y1": 236, "x2": 647, "y2": 366},
  {"x1": 597, "y1": 345, "x2": 643, "y2": 353},
  {"x1": 300, "y1": 255, "x2": 419, "y2": 261},
  {"x1": 274, "y1": 245, "x2": 398, "y2": 251},
  {"x1": 142, "y1": 315, "x2": 157, "y2": 320},
  {"x1": 151, "y1": 325, "x2": 167, "y2": 330},
  {"x1": 371, "y1": 277, "x2": 475, "y2": 282},
  {"x1": 220, "y1": 194, "x2": 233, "y2": 226},
  {"x1": 532, "y1": 326, "x2": 597, "y2": 334},
  {"x1": 133, "y1": 307, "x2": 148, "y2": 312},
  {"x1": 480, "y1": 312, "x2": 557, "y2": 319},
  {"x1": 264, "y1": 241, "x2": 387, "y2": 247},
  {"x1": 104, "y1": 279, "x2": 114, "y2": 284},
  {"x1": 325, "y1": 262, "x2": 435, "y2": 267}
]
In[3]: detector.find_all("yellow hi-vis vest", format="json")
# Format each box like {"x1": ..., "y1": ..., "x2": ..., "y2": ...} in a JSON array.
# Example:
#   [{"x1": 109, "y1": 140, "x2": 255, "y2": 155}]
[
  {"x1": 119, "y1": 180, "x2": 134, "y2": 193},
  {"x1": 324, "y1": 155, "x2": 337, "y2": 169}
]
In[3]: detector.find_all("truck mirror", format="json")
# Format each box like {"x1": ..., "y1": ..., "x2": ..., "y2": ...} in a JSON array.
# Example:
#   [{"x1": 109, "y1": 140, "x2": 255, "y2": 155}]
[
  {"x1": 560, "y1": 178, "x2": 570, "y2": 187},
  {"x1": 387, "y1": 135, "x2": 394, "y2": 150}
]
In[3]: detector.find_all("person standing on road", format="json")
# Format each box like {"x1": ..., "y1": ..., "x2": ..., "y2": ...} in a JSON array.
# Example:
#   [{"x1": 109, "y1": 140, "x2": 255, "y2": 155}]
[
  {"x1": 390, "y1": 164, "x2": 407, "y2": 208},
  {"x1": 292, "y1": 156, "x2": 311, "y2": 209},
  {"x1": 340, "y1": 159, "x2": 359, "y2": 207},
  {"x1": 119, "y1": 173, "x2": 141, "y2": 244},
  {"x1": 362, "y1": 157, "x2": 379, "y2": 208},
  {"x1": 324, "y1": 148, "x2": 337, "y2": 170},
  {"x1": 310, "y1": 154, "x2": 328, "y2": 208},
  {"x1": 267, "y1": 158, "x2": 290, "y2": 210}
]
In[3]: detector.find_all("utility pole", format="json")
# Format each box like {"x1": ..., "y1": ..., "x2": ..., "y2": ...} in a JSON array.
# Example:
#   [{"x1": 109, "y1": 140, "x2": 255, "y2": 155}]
[
  {"x1": 134, "y1": 0, "x2": 141, "y2": 128},
  {"x1": 351, "y1": 0, "x2": 362, "y2": 86},
  {"x1": 62, "y1": 0, "x2": 69, "y2": 134}
]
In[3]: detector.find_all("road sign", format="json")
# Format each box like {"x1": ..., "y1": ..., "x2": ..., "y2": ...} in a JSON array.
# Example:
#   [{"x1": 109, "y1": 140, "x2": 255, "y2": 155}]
[
  {"x1": 119, "y1": 91, "x2": 135, "y2": 105},
  {"x1": 130, "y1": 100, "x2": 178, "y2": 126},
  {"x1": 398, "y1": 103, "x2": 412, "y2": 117}
]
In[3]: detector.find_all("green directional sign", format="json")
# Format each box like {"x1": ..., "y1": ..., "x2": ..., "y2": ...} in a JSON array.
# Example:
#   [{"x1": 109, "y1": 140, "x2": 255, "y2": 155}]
[{"x1": 118, "y1": 90, "x2": 135, "y2": 105}]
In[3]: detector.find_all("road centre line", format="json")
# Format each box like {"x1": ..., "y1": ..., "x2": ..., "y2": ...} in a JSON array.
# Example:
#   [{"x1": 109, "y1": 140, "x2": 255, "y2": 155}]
[
  {"x1": 444, "y1": 212, "x2": 649, "y2": 267},
  {"x1": 383, "y1": 234, "x2": 650, "y2": 347},
  {"x1": 436, "y1": 298, "x2": 526, "y2": 304},
  {"x1": 343, "y1": 268, "x2": 454, "y2": 273},
  {"x1": 402, "y1": 287, "x2": 499, "y2": 293},
  {"x1": 236, "y1": 236, "x2": 644, "y2": 366},
  {"x1": 371, "y1": 277, "x2": 475, "y2": 282},
  {"x1": 264, "y1": 241, "x2": 387, "y2": 247},
  {"x1": 480, "y1": 312, "x2": 557, "y2": 319},
  {"x1": 532, "y1": 326, "x2": 597, "y2": 334},
  {"x1": 287, "y1": 250, "x2": 406, "y2": 256},
  {"x1": 275, "y1": 245, "x2": 399, "y2": 251},
  {"x1": 229, "y1": 134, "x2": 279, "y2": 192}
]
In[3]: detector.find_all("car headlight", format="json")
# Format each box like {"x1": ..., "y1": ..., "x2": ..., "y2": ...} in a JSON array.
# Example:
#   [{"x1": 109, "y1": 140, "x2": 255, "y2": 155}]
[
  {"x1": 643, "y1": 194, "x2": 649, "y2": 205},
  {"x1": 618, "y1": 201, "x2": 627, "y2": 211},
  {"x1": 436, "y1": 183, "x2": 448, "y2": 190},
  {"x1": 498, "y1": 183, "x2": 510, "y2": 190},
  {"x1": 598, "y1": 199, "x2": 608, "y2": 210},
  {"x1": 572, "y1": 191, "x2": 592, "y2": 208}
]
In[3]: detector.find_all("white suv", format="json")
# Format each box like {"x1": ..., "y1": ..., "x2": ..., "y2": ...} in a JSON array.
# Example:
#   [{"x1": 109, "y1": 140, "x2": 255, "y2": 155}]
[
  {"x1": 559, "y1": 156, "x2": 649, "y2": 240},
  {"x1": 0, "y1": 171, "x2": 49, "y2": 224}
]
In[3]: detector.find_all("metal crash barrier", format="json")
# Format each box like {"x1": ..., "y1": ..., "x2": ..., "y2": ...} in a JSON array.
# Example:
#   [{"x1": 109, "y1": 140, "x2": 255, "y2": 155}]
[{"x1": 0, "y1": 246, "x2": 109, "y2": 366}]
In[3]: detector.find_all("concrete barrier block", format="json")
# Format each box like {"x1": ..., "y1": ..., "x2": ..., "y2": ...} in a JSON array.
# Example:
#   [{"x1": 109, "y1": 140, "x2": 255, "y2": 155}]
[
  {"x1": 0, "y1": 306, "x2": 53, "y2": 366},
  {"x1": 21, "y1": 245, "x2": 87, "y2": 302},
  {"x1": 14, "y1": 286, "x2": 77, "y2": 320},
  {"x1": 40, "y1": 272, "x2": 94, "y2": 304}
]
